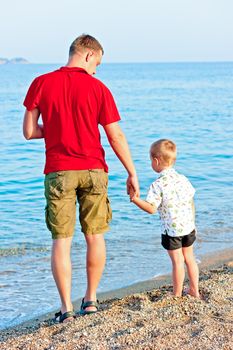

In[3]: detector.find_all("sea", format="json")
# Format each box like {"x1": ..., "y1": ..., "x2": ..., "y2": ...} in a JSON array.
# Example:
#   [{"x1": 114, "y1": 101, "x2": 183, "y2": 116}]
[{"x1": 0, "y1": 62, "x2": 233, "y2": 330}]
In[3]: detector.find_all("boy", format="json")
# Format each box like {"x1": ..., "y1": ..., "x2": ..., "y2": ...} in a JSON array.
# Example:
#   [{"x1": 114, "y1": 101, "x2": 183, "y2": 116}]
[{"x1": 130, "y1": 139, "x2": 200, "y2": 298}]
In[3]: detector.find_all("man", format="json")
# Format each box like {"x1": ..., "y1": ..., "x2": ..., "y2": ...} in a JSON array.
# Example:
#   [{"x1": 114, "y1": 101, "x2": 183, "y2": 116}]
[{"x1": 23, "y1": 34, "x2": 139, "y2": 322}]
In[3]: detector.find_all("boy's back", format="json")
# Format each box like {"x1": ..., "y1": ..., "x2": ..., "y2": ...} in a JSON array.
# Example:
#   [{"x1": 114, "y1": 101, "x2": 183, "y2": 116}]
[{"x1": 146, "y1": 168, "x2": 195, "y2": 237}]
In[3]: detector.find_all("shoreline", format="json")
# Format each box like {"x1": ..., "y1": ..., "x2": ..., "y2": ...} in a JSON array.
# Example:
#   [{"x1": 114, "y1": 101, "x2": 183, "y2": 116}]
[
  {"x1": 1, "y1": 248, "x2": 232, "y2": 350},
  {"x1": 1, "y1": 247, "x2": 233, "y2": 332},
  {"x1": 1, "y1": 248, "x2": 233, "y2": 349}
]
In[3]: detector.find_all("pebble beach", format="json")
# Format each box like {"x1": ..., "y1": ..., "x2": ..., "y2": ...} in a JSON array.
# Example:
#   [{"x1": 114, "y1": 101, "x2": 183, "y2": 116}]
[
  {"x1": 1, "y1": 256, "x2": 232, "y2": 350},
  {"x1": 1, "y1": 62, "x2": 233, "y2": 330}
]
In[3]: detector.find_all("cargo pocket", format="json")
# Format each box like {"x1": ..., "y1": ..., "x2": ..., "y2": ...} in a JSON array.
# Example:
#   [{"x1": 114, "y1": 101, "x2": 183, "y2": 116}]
[
  {"x1": 45, "y1": 205, "x2": 52, "y2": 231},
  {"x1": 106, "y1": 197, "x2": 112, "y2": 223},
  {"x1": 89, "y1": 170, "x2": 108, "y2": 194},
  {"x1": 44, "y1": 171, "x2": 65, "y2": 199}
]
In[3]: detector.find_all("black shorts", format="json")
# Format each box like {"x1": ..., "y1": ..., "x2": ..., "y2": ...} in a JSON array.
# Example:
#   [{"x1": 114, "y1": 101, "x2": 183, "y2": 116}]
[{"x1": 161, "y1": 229, "x2": 196, "y2": 250}]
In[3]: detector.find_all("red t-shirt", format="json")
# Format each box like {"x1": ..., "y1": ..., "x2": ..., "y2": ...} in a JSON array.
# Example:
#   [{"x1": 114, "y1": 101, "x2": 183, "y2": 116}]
[{"x1": 23, "y1": 67, "x2": 121, "y2": 174}]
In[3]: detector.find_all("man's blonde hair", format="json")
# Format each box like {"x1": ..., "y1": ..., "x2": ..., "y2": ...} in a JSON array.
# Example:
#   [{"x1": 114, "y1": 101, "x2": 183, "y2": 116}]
[
  {"x1": 69, "y1": 34, "x2": 104, "y2": 56},
  {"x1": 150, "y1": 139, "x2": 177, "y2": 166}
]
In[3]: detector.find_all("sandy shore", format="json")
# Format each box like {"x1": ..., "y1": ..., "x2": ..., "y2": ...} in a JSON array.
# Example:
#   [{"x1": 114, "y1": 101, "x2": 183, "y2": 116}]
[{"x1": 1, "y1": 249, "x2": 233, "y2": 350}]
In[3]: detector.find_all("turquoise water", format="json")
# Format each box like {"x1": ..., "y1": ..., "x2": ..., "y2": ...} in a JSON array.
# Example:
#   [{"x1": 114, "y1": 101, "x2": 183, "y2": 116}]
[{"x1": 0, "y1": 62, "x2": 233, "y2": 329}]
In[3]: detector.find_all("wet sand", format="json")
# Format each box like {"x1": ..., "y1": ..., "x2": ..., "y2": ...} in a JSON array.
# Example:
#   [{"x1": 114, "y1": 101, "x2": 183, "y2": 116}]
[{"x1": 1, "y1": 248, "x2": 233, "y2": 350}]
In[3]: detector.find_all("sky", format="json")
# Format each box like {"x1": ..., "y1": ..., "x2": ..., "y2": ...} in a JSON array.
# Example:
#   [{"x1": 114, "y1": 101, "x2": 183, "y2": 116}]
[{"x1": 0, "y1": 0, "x2": 233, "y2": 63}]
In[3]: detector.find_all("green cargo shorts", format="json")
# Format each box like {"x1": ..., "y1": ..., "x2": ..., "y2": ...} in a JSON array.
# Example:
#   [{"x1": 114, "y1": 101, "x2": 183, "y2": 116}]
[{"x1": 44, "y1": 169, "x2": 112, "y2": 239}]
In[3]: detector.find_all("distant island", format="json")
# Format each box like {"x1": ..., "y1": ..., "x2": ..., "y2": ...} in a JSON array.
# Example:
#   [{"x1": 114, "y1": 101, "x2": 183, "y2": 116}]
[{"x1": 0, "y1": 57, "x2": 29, "y2": 64}]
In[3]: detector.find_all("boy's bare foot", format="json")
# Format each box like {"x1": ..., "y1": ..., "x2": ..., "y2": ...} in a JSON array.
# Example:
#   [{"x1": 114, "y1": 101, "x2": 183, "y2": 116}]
[{"x1": 183, "y1": 288, "x2": 201, "y2": 299}]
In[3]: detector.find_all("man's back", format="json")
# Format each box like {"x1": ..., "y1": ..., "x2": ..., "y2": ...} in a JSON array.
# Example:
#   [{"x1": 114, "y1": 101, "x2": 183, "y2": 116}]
[{"x1": 24, "y1": 67, "x2": 120, "y2": 174}]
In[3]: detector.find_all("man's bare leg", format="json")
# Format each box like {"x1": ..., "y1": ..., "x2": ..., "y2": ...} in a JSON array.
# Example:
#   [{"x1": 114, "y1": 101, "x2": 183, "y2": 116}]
[
  {"x1": 168, "y1": 248, "x2": 185, "y2": 297},
  {"x1": 84, "y1": 233, "x2": 106, "y2": 311},
  {"x1": 51, "y1": 237, "x2": 73, "y2": 321}
]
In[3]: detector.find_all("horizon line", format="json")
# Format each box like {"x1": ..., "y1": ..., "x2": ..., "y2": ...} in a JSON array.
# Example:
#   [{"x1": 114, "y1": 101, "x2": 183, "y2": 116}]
[{"x1": 19, "y1": 59, "x2": 233, "y2": 65}]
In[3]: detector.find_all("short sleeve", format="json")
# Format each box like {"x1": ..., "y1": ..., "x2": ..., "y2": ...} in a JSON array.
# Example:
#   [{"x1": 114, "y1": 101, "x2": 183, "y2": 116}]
[
  {"x1": 146, "y1": 182, "x2": 162, "y2": 207},
  {"x1": 23, "y1": 77, "x2": 41, "y2": 111},
  {"x1": 99, "y1": 85, "x2": 121, "y2": 126}
]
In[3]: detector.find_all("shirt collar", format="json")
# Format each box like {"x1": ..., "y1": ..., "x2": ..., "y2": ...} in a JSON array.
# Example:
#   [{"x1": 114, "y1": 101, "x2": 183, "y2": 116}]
[
  {"x1": 59, "y1": 66, "x2": 88, "y2": 74},
  {"x1": 158, "y1": 167, "x2": 176, "y2": 178}
]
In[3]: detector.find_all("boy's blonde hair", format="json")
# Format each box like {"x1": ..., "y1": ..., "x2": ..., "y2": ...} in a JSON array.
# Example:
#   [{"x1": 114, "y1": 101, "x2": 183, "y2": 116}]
[
  {"x1": 69, "y1": 34, "x2": 104, "y2": 56},
  {"x1": 150, "y1": 139, "x2": 177, "y2": 166}
]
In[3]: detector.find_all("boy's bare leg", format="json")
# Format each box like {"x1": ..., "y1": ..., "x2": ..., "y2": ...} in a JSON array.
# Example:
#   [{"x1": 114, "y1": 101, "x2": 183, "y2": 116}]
[
  {"x1": 182, "y1": 245, "x2": 200, "y2": 298},
  {"x1": 51, "y1": 237, "x2": 74, "y2": 321},
  {"x1": 168, "y1": 248, "x2": 185, "y2": 296},
  {"x1": 84, "y1": 233, "x2": 106, "y2": 311}
]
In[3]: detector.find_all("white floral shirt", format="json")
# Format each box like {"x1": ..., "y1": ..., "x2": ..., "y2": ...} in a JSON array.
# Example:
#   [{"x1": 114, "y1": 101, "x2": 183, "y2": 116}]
[{"x1": 146, "y1": 168, "x2": 195, "y2": 237}]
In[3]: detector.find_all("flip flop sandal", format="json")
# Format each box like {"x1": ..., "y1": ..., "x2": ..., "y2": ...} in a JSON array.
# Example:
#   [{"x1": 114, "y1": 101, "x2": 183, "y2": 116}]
[
  {"x1": 79, "y1": 298, "x2": 99, "y2": 315},
  {"x1": 54, "y1": 310, "x2": 76, "y2": 323}
]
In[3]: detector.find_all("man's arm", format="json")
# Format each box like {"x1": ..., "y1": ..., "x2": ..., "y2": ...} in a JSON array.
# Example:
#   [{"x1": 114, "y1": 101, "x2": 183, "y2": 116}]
[
  {"x1": 23, "y1": 108, "x2": 44, "y2": 140},
  {"x1": 104, "y1": 122, "x2": 139, "y2": 196}
]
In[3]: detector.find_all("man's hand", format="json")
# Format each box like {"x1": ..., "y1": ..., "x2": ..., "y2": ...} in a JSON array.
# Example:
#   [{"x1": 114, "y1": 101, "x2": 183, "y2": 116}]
[
  {"x1": 127, "y1": 174, "x2": 140, "y2": 199},
  {"x1": 129, "y1": 184, "x2": 139, "y2": 202}
]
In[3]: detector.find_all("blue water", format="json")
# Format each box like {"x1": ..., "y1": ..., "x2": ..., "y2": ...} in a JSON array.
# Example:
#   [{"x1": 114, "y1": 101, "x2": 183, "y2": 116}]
[{"x1": 0, "y1": 62, "x2": 233, "y2": 330}]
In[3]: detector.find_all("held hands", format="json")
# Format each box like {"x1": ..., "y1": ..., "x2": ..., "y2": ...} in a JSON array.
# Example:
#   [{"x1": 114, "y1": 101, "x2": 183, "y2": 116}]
[
  {"x1": 129, "y1": 186, "x2": 138, "y2": 202},
  {"x1": 127, "y1": 176, "x2": 156, "y2": 214},
  {"x1": 126, "y1": 174, "x2": 140, "y2": 202}
]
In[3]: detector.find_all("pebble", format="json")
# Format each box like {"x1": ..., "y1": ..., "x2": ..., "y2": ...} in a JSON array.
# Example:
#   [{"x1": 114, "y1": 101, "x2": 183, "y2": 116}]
[{"x1": 1, "y1": 264, "x2": 233, "y2": 350}]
